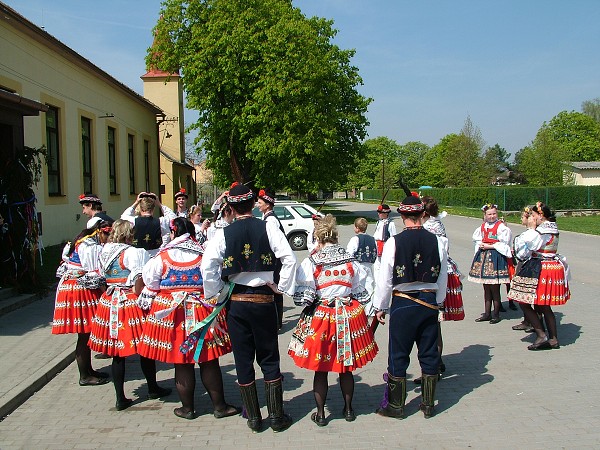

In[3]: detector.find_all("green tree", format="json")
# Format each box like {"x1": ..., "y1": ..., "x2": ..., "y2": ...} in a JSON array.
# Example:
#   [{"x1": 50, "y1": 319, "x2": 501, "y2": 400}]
[
  {"x1": 542, "y1": 111, "x2": 600, "y2": 161},
  {"x1": 347, "y1": 137, "x2": 402, "y2": 191},
  {"x1": 148, "y1": 0, "x2": 371, "y2": 191},
  {"x1": 582, "y1": 97, "x2": 600, "y2": 123},
  {"x1": 515, "y1": 128, "x2": 570, "y2": 186}
]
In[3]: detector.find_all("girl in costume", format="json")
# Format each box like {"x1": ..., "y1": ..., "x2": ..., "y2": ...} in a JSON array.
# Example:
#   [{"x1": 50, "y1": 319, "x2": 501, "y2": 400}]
[
  {"x1": 468, "y1": 204, "x2": 513, "y2": 324},
  {"x1": 52, "y1": 221, "x2": 111, "y2": 386},
  {"x1": 137, "y1": 218, "x2": 238, "y2": 419},
  {"x1": 88, "y1": 220, "x2": 171, "y2": 410},
  {"x1": 508, "y1": 202, "x2": 570, "y2": 350},
  {"x1": 289, "y1": 214, "x2": 378, "y2": 426}
]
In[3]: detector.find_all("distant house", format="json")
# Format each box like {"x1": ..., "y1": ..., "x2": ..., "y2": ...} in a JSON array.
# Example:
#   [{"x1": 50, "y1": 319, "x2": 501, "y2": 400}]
[{"x1": 565, "y1": 162, "x2": 600, "y2": 186}]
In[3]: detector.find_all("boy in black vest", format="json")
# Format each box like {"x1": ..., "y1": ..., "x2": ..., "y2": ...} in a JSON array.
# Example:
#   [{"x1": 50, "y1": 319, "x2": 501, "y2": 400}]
[
  {"x1": 372, "y1": 195, "x2": 448, "y2": 419},
  {"x1": 201, "y1": 183, "x2": 296, "y2": 433}
]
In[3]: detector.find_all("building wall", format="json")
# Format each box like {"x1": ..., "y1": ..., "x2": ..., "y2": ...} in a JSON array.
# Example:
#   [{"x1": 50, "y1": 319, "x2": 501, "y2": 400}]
[
  {"x1": 0, "y1": 12, "x2": 161, "y2": 246},
  {"x1": 573, "y1": 169, "x2": 600, "y2": 186}
]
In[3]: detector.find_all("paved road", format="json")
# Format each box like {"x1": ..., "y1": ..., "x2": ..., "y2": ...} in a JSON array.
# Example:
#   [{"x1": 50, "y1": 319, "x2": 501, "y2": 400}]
[{"x1": 1, "y1": 201, "x2": 599, "y2": 449}]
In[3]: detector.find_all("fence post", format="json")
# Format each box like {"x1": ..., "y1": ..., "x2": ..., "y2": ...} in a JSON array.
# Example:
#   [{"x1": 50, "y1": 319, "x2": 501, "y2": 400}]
[{"x1": 545, "y1": 188, "x2": 549, "y2": 205}]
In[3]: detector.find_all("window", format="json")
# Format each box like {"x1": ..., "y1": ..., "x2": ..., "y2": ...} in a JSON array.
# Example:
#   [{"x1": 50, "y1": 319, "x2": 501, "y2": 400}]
[
  {"x1": 144, "y1": 139, "x2": 150, "y2": 192},
  {"x1": 108, "y1": 127, "x2": 117, "y2": 194},
  {"x1": 45, "y1": 106, "x2": 61, "y2": 195},
  {"x1": 128, "y1": 134, "x2": 135, "y2": 195},
  {"x1": 81, "y1": 117, "x2": 92, "y2": 194}
]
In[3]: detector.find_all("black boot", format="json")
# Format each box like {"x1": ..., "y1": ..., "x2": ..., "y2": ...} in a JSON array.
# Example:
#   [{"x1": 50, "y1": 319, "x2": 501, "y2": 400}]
[
  {"x1": 376, "y1": 374, "x2": 406, "y2": 419},
  {"x1": 419, "y1": 373, "x2": 438, "y2": 418},
  {"x1": 265, "y1": 378, "x2": 292, "y2": 432},
  {"x1": 239, "y1": 382, "x2": 262, "y2": 432}
]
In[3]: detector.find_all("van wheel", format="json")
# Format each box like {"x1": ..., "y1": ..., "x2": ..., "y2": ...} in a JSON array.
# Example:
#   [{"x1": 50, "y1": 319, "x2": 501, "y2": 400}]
[{"x1": 288, "y1": 232, "x2": 307, "y2": 251}]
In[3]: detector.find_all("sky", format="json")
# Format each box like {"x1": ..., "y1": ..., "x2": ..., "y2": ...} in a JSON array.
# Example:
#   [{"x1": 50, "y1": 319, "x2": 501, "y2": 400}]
[{"x1": 5, "y1": 0, "x2": 600, "y2": 157}]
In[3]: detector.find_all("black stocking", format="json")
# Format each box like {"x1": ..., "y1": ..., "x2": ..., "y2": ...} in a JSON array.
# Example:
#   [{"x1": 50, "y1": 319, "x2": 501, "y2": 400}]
[
  {"x1": 199, "y1": 359, "x2": 227, "y2": 411},
  {"x1": 519, "y1": 303, "x2": 546, "y2": 341},
  {"x1": 174, "y1": 363, "x2": 195, "y2": 413},
  {"x1": 482, "y1": 285, "x2": 492, "y2": 317},
  {"x1": 112, "y1": 356, "x2": 127, "y2": 402},
  {"x1": 539, "y1": 305, "x2": 558, "y2": 341},
  {"x1": 339, "y1": 372, "x2": 354, "y2": 412},
  {"x1": 487, "y1": 284, "x2": 501, "y2": 318},
  {"x1": 313, "y1": 371, "x2": 328, "y2": 417},
  {"x1": 75, "y1": 333, "x2": 93, "y2": 381},
  {"x1": 140, "y1": 356, "x2": 159, "y2": 392}
]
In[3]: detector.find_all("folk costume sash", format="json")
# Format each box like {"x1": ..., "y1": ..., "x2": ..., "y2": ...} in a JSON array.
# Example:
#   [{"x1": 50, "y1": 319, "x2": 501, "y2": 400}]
[{"x1": 179, "y1": 282, "x2": 234, "y2": 361}]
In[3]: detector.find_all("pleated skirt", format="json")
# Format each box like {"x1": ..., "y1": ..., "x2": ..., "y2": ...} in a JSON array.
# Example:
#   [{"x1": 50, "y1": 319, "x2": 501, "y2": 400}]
[
  {"x1": 137, "y1": 291, "x2": 232, "y2": 364},
  {"x1": 88, "y1": 290, "x2": 146, "y2": 357},
  {"x1": 508, "y1": 258, "x2": 570, "y2": 306},
  {"x1": 52, "y1": 277, "x2": 101, "y2": 334},
  {"x1": 288, "y1": 299, "x2": 378, "y2": 373}
]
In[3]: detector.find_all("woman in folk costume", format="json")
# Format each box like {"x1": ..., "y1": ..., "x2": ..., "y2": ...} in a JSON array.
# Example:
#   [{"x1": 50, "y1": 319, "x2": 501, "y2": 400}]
[
  {"x1": 52, "y1": 221, "x2": 111, "y2": 386},
  {"x1": 136, "y1": 217, "x2": 239, "y2": 420},
  {"x1": 289, "y1": 214, "x2": 378, "y2": 427},
  {"x1": 88, "y1": 220, "x2": 171, "y2": 410},
  {"x1": 415, "y1": 196, "x2": 464, "y2": 382},
  {"x1": 508, "y1": 202, "x2": 570, "y2": 350},
  {"x1": 468, "y1": 204, "x2": 513, "y2": 324}
]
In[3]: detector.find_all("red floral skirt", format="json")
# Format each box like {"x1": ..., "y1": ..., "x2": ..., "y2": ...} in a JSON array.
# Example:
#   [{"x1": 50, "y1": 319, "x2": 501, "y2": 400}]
[
  {"x1": 88, "y1": 289, "x2": 146, "y2": 357},
  {"x1": 52, "y1": 277, "x2": 101, "y2": 335},
  {"x1": 137, "y1": 291, "x2": 231, "y2": 364},
  {"x1": 443, "y1": 273, "x2": 465, "y2": 321},
  {"x1": 509, "y1": 259, "x2": 570, "y2": 306},
  {"x1": 288, "y1": 299, "x2": 378, "y2": 373}
]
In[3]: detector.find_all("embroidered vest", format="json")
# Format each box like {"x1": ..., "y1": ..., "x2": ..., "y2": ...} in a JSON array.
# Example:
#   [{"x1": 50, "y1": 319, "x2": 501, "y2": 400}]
[
  {"x1": 481, "y1": 221, "x2": 502, "y2": 244},
  {"x1": 391, "y1": 228, "x2": 441, "y2": 285},
  {"x1": 354, "y1": 234, "x2": 377, "y2": 263},
  {"x1": 159, "y1": 253, "x2": 204, "y2": 291},
  {"x1": 535, "y1": 234, "x2": 559, "y2": 255},
  {"x1": 221, "y1": 218, "x2": 276, "y2": 279},
  {"x1": 310, "y1": 245, "x2": 355, "y2": 292},
  {"x1": 133, "y1": 216, "x2": 162, "y2": 251},
  {"x1": 105, "y1": 251, "x2": 129, "y2": 285},
  {"x1": 68, "y1": 246, "x2": 82, "y2": 266}
]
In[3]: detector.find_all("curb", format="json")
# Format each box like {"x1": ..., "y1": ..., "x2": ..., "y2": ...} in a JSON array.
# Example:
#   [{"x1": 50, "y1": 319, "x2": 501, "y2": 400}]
[{"x1": 0, "y1": 347, "x2": 75, "y2": 420}]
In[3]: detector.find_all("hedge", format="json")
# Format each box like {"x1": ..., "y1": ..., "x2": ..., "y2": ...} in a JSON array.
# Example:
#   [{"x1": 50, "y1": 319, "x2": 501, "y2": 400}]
[{"x1": 360, "y1": 186, "x2": 600, "y2": 211}]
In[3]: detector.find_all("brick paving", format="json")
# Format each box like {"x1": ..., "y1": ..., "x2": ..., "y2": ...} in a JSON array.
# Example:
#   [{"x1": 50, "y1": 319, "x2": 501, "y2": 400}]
[{"x1": 1, "y1": 207, "x2": 599, "y2": 449}]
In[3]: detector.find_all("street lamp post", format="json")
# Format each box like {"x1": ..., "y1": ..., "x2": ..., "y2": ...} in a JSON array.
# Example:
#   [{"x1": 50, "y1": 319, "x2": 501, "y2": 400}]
[{"x1": 381, "y1": 158, "x2": 385, "y2": 191}]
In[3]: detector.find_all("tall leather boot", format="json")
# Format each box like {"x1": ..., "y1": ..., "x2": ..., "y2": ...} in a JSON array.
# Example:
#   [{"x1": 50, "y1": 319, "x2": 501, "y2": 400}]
[
  {"x1": 419, "y1": 373, "x2": 438, "y2": 418},
  {"x1": 239, "y1": 382, "x2": 262, "y2": 432},
  {"x1": 376, "y1": 374, "x2": 406, "y2": 419},
  {"x1": 265, "y1": 378, "x2": 292, "y2": 432}
]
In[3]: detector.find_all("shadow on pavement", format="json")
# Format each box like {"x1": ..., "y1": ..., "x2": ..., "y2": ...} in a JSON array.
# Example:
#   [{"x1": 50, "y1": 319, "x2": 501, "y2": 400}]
[{"x1": 434, "y1": 343, "x2": 494, "y2": 415}]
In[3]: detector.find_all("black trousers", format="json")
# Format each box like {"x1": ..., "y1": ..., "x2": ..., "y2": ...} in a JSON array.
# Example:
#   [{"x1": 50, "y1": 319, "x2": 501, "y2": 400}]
[
  {"x1": 227, "y1": 298, "x2": 281, "y2": 385},
  {"x1": 387, "y1": 292, "x2": 440, "y2": 377}
]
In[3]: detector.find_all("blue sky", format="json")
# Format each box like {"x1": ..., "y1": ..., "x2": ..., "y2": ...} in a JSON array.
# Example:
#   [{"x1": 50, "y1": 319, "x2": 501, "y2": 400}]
[{"x1": 5, "y1": 0, "x2": 600, "y2": 157}]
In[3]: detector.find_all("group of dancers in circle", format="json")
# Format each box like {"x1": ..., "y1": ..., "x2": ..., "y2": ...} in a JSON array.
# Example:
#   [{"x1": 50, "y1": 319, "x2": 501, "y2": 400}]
[{"x1": 51, "y1": 187, "x2": 570, "y2": 431}]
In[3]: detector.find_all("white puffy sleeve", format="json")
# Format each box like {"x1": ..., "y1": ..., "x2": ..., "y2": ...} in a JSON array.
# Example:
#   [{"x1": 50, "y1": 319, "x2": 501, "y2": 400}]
[
  {"x1": 124, "y1": 247, "x2": 149, "y2": 285},
  {"x1": 292, "y1": 258, "x2": 317, "y2": 307}
]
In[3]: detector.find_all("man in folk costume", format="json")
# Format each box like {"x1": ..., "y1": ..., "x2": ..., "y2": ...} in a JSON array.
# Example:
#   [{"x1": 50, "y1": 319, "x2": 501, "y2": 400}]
[
  {"x1": 79, "y1": 194, "x2": 113, "y2": 229},
  {"x1": 201, "y1": 182, "x2": 296, "y2": 433},
  {"x1": 174, "y1": 188, "x2": 189, "y2": 218},
  {"x1": 257, "y1": 188, "x2": 285, "y2": 330},
  {"x1": 372, "y1": 196, "x2": 448, "y2": 419}
]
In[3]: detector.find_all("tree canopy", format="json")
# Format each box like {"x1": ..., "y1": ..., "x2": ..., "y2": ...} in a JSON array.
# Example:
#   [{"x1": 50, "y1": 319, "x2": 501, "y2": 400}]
[
  {"x1": 542, "y1": 111, "x2": 600, "y2": 162},
  {"x1": 148, "y1": 0, "x2": 371, "y2": 191}
]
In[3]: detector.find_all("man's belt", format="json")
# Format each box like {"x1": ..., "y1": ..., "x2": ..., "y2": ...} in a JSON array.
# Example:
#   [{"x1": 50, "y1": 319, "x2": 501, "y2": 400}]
[
  {"x1": 392, "y1": 290, "x2": 439, "y2": 310},
  {"x1": 230, "y1": 293, "x2": 274, "y2": 303}
]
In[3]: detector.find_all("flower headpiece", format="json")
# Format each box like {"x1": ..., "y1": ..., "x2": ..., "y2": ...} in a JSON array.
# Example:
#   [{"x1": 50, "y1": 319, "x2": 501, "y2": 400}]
[
  {"x1": 481, "y1": 203, "x2": 498, "y2": 212},
  {"x1": 535, "y1": 201, "x2": 545, "y2": 218}
]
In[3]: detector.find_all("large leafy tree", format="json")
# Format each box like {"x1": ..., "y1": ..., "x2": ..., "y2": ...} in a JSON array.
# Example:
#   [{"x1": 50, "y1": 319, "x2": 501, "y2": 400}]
[
  {"x1": 148, "y1": 0, "x2": 371, "y2": 190},
  {"x1": 542, "y1": 111, "x2": 600, "y2": 161},
  {"x1": 515, "y1": 128, "x2": 570, "y2": 186}
]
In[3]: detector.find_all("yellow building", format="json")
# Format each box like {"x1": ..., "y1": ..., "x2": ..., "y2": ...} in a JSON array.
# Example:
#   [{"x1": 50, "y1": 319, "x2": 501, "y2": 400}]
[
  {"x1": 141, "y1": 68, "x2": 195, "y2": 208},
  {"x1": 0, "y1": 2, "x2": 164, "y2": 247}
]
